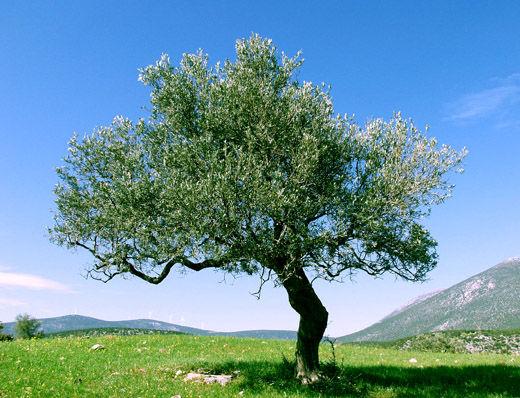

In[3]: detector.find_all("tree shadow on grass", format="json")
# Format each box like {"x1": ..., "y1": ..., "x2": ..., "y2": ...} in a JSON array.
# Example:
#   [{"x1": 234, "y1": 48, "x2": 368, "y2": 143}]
[{"x1": 196, "y1": 360, "x2": 520, "y2": 397}]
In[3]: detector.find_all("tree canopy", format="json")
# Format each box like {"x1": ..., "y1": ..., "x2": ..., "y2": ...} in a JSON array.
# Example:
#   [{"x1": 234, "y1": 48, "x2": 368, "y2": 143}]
[
  {"x1": 51, "y1": 34, "x2": 466, "y2": 382},
  {"x1": 15, "y1": 314, "x2": 42, "y2": 339}
]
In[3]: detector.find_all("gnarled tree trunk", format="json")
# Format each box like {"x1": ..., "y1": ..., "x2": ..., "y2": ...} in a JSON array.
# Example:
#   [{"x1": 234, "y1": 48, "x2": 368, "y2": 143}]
[{"x1": 280, "y1": 267, "x2": 328, "y2": 384}]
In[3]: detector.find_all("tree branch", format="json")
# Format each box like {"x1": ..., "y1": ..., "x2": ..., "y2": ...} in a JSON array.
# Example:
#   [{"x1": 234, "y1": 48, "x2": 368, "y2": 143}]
[
  {"x1": 124, "y1": 255, "x2": 225, "y2": 284},
  {"x1": 73, "y1": 240, "x2": 226, "y2": 285}
]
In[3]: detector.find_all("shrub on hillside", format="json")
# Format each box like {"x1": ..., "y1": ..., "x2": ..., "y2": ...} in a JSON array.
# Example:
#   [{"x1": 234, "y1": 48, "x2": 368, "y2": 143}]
[
  {"x1": 396, "y1": 330, "x2": 520, "y2": 354},
  {"x1": 0, "y1": 321, "x2": 13, "y2": 342},
  {"x1": 0, "y1": 333, "x2": 14, "y2": 342}
]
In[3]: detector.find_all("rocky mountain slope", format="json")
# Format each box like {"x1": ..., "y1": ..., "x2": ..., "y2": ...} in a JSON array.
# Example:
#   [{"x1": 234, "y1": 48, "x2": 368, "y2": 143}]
[{"x1": 340, "y1": 257, "x2": 520, "y2": 342}]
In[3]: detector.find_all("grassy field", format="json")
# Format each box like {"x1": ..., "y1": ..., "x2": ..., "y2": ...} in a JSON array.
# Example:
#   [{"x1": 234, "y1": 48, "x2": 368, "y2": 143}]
[
  {"x1": 46, "y1": 327, "x2": 184, "y2": 338},
  {"x1": 1, "y1": 334, "x2": 519, "y2": 398}
]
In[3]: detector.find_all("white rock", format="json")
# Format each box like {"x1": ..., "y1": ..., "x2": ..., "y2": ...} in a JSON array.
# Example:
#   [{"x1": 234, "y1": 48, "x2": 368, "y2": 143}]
[
  {"x1": 184, "y1": 372, "x2": 203, "y2": 382},
  {"x1": 203, "y1": 375, "x2": 233, "y2": 386},
  {"x1": 184, "y1": 372, "x2": 233, "y2": 386},
  {"x1": 90, "y1": 344, "x2": 105, "y2": 351},
  {"x1": 408, "y1": 358, "x2": 417, "y2": 363}
]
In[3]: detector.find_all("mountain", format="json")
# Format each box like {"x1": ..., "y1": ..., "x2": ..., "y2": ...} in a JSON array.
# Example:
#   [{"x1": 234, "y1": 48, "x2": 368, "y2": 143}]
[
  {"x1": 2, "y1": 314, "x2": 296, "y2": 340},
  {"x1": 340, "y1": 257, "x2": 520, "y2": 342},
  {"x1": 2, "y1": 315, "x2": 209, "y2": 336},
  {"x1": 380, "y1": 289, "x2": 445, "y2": 321}
]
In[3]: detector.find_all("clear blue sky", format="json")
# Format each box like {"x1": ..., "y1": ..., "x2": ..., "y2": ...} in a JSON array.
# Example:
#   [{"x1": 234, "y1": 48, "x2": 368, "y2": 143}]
[{"x1": 1, "y1": 1, "x2": 519, "y2": 336}]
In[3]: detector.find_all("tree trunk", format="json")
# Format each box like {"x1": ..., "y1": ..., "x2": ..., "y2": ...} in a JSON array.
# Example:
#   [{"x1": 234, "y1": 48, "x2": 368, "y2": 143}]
[{"x1": 280, "y1": 267, "x2": 328, "y2": 384}]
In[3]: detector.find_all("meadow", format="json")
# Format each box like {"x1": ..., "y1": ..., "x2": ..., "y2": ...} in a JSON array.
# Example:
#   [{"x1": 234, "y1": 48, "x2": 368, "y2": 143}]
[{"x1": 1, "y1": 333, "x2": 519, "y2": 398}]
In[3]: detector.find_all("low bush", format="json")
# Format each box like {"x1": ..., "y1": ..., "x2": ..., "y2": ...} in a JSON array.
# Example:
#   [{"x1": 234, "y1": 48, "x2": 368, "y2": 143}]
[{"x1": 0, "y1": 333, "x2": 14, "y2": 342}]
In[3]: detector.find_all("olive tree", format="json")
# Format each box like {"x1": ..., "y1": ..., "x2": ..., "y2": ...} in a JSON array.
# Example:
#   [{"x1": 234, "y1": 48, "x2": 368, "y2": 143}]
[
  {"x1": 15, "y1": 314, "x2": 42, "y2": 339},
  {"x1": 51, "y1": 34, "x2": 466, "y2": 383}
]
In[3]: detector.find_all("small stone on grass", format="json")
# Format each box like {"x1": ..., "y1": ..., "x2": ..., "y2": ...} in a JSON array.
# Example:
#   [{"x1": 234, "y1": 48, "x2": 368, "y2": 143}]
[{"x1": 184, "y1": 372, "x2": 234, "y2": 386}]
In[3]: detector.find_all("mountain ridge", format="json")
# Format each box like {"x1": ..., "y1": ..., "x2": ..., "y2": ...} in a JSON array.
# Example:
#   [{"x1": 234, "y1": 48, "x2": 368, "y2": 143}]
[
  {"x1": 339, "y1": 257, "x2": 520, "y2": 342},
  {"x1": 5, "y1": 257, "x2": 519, "y2": 342},
  {"x1": 1, "y1": 314, "x2": 297, "y2": 340}
]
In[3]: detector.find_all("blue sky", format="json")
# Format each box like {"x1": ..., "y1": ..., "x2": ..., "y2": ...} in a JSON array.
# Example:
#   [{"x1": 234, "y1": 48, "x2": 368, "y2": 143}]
[{"x1": 1, "y1": 1, "x2": 519, "y2": 336}]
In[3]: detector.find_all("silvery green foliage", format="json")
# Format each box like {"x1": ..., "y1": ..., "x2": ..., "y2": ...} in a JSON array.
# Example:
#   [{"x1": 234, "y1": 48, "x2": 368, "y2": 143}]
[{"x1": 51, "y1": 34, "x2": 466, "y2": 284}]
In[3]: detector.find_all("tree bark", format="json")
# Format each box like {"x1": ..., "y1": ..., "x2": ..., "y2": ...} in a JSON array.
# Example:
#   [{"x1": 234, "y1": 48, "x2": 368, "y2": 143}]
[{"x1": 280, "y1": 267, "x2": 328, "y2": 384}]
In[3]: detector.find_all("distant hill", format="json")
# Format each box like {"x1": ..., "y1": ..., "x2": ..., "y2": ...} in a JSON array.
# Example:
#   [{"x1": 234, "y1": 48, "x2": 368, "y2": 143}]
[
  {"x1": 2, "y1": 315, "x2": 209, "y2": 336},
  {"x1": 2, "y1": 314, "x2": 296, "y2": 340},
  {"x1": 340, "y1": 257, "x2": 520, "y2": 342}
]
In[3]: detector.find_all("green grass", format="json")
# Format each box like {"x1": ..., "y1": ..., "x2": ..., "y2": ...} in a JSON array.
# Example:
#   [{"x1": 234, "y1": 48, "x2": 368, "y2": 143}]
[
  {"x1": 1, "y1": 334, "x2": 519, "y2": 397},
  {"x1": 46, "y1": 327, "x2": 184, "y2": 338}
]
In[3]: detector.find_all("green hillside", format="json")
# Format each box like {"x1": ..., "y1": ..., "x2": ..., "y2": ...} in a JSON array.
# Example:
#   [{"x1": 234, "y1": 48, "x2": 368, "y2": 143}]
[
  {"x1": 1, "y1": 333, "x2": 519, "y2": 397},
  {"x1": 341, "y1": 258, "x2": 520, "y2": 342}
]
